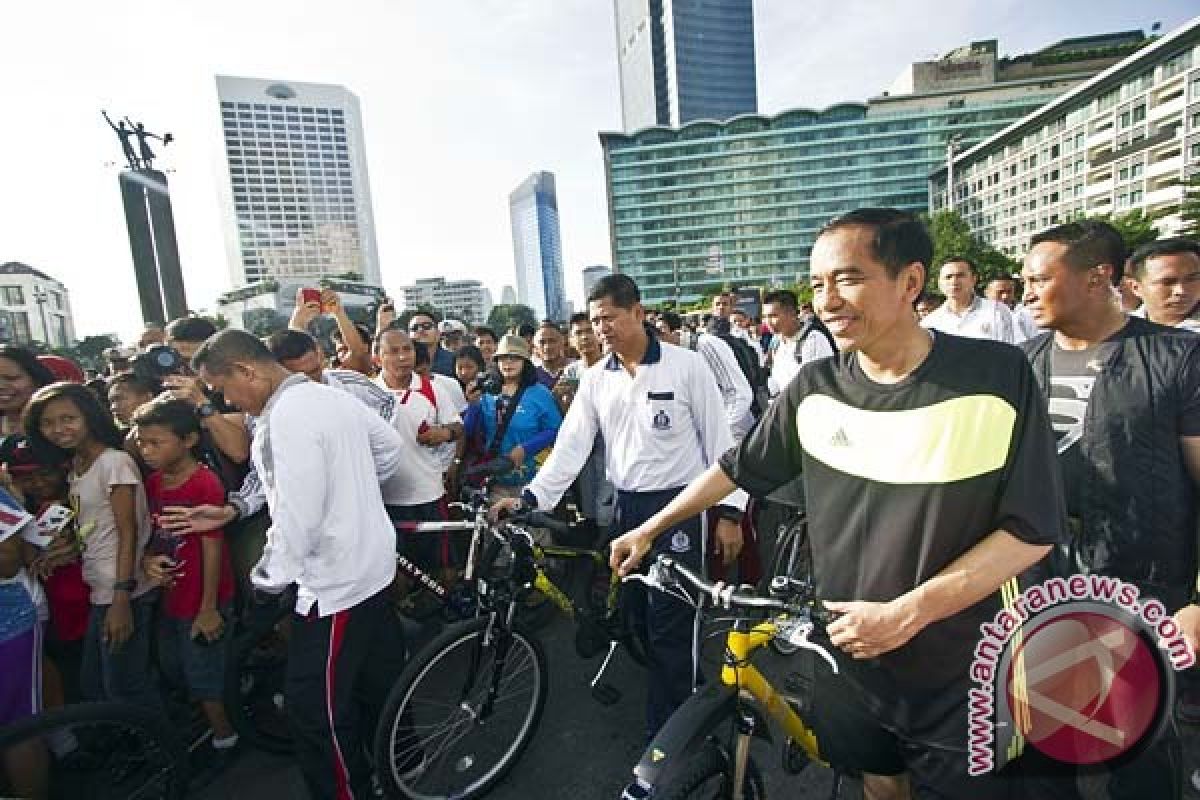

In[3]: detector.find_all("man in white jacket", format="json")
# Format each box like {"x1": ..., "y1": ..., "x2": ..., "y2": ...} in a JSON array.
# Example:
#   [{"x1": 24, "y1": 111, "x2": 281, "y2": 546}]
[{"x1": 192, "y1": 330, "x2": 408, "y2": 800}]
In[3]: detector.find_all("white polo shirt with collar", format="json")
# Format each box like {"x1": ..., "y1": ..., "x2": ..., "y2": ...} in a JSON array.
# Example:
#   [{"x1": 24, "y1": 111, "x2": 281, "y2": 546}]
[{"x1": 524, "y1": 335, "x2": 746, "y2": 513}]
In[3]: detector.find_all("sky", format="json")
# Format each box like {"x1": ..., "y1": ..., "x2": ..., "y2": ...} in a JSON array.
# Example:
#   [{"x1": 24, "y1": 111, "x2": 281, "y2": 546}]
[{"x1": 2, "y1": 0, "x2": 1196, "y2": 342}]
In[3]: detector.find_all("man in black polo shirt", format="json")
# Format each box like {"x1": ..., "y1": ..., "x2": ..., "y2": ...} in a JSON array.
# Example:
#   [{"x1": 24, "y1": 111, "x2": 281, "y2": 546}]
[{"x1": 611, "y1": 208, "x2": 1064, "y2": 797}]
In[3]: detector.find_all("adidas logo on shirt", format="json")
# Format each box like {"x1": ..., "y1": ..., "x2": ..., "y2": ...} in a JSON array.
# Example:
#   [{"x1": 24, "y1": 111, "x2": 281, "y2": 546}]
[{"x1": 830, "y1": 428, "x2": 851, "y2": 448}]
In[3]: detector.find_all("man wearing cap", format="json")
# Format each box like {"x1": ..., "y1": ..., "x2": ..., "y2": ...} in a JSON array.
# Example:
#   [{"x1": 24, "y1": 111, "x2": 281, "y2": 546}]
[
  {"x1": 438, "y1": 319, "x2": 468, "y2": 356},
  {"x1": 491, "y1": 274, "x2": 746, "y2": 739},
  {"x1": 407, "y1": 313, "x2": 456, "y2": 378}
]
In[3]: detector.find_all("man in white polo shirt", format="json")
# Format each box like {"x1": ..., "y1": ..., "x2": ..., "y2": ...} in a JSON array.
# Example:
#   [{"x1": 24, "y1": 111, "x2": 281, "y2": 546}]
[
  {"x1": 492, "y1": 274, "x2": 747, "y2": 739},
  {"x1": 922, "y1": 257, "x2": 1017, "y2": 343},
  {"x1": 191, "y1": 330, "x2": 408, "y2": 800}
]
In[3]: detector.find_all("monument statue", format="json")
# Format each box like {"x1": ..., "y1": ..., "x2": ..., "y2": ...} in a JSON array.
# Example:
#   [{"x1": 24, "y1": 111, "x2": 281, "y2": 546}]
[{"x1": 102, "y1": 111, "x2": 173, "y2": 171}]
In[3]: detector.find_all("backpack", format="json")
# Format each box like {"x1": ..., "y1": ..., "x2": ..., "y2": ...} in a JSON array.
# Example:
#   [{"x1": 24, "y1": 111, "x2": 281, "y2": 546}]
[
  {"x1": 715, "y1": 333, "x2": 770, "y2": 417},
  {"x1": 794, "y1": 316, "x2": 838, "y2": 362}
]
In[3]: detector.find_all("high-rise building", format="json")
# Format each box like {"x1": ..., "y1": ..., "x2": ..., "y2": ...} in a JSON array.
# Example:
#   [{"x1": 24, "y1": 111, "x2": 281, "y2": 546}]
[
  {"x1": 0, "y1": 263, "x2": 76, "y2": 347},
  {"x1": 500, "y1": 285, "x2": 518, "y2": 305},
  {"x1": 582, "y1": 265, "x2": 611, "y2": 300},
  {"x1": 509, "y1": 172, "x2": 569, "y2": 321},
  {"x1": 601, "y1": 32, "x2": 1139, "y2": 305},
  {"x1": 932, "y1": 21, "x2": 1198, "y2": 256},
  {"x1": 398, "y1": 277, "x2": 494, "y2": 326},
  {"x1": 614, "y1": 0, "x2": 757, "y2": 132},
  {"x1": 214, "y1": 75, "x2": 381, "y2": 288}
]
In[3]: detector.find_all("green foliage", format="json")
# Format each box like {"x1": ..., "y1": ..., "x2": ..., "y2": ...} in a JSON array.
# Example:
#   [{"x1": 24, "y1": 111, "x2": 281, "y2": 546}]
[
  {"x1": 1179, "y1": 173, "x2": 1200, "y2": 239},
  {"x1": 486, "y1": 304, "x2": 537, "y2": 333},
  {"x1": 243, "y1": 309, "x2": 289, "y2": 338},
  {"x1": 923, "y1": 211, "x2": 1021, "y2": 290},
  {"x1": 70, "y1": 335, "x2": 120, "y2": 369},
  {"x1": 1094, "y1": 209, "x2": 1161, "y2": 253}
]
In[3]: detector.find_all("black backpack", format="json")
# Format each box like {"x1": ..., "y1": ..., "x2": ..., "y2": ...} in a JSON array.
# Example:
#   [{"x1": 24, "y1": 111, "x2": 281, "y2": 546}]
[
  {"x1": 794, "y1": 316, "x2": 838, "y2": 361},
  {"x1": 715, "y1": 333, "x2": 770, "y2": 417}
]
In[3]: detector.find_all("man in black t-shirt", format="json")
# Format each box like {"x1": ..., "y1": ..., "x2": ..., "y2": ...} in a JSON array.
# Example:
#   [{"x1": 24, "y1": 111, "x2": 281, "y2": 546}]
[
  {"x1": 1019, "y1": 220, "x2": 1200, "y2": 800},
  {"x1": 611, "y1": 208, "x2": 1064, "y2": 798}
]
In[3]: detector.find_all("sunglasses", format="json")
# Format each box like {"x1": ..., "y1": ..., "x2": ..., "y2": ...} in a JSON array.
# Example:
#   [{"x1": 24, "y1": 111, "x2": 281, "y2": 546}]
[{"x1": 409, "y1": 322, "x2": 436, "y2": 332}]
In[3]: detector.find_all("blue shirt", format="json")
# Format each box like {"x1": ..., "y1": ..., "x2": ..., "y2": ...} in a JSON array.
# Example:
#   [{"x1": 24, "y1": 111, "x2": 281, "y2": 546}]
[{"x1": 465, "y1": 384, "x2": 562, "y2": 485}]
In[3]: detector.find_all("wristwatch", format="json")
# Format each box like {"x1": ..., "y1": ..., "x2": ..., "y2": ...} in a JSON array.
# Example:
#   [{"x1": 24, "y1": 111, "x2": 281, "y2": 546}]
[
  {"x1": 113, "y1": 578, "x2": 137, "y2": 592},
  {"x1": 197, "y1": 402, "x2": 218, "y2": 419}
]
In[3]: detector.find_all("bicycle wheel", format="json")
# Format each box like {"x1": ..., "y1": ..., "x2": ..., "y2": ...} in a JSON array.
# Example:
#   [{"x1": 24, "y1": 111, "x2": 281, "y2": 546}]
[
  {"x1": 0, "y1": 702, "x2": 189, "y2": 800},
  {"x1": 224, "y1": 604, "x2": 293, "y2": 754},
  {"x1": 654, "y1": 742, "x2": 766, "y2": 800},
  {"x1": 373, "y1": 616, "x2": 548, "y2": 800}
]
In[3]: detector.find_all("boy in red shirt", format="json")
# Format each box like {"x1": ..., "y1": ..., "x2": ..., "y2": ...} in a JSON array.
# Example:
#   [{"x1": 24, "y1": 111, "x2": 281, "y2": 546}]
[{"x1": 136, "y1": 398, "x2": 238, "y2": 769}]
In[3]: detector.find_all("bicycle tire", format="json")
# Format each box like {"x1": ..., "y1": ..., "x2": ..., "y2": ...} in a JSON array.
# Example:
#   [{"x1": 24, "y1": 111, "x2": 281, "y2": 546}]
[
  {"x1": 224, "y1": 605, "x2": 294, "y2": 755},
  {"x1": 653, "y1": 742, "x2": 766, "y2": 800},
  {"x1": 768, "y1": 515, "x2": 811, "y2": 657},
  {"x1": 0, "y1": 701, "x2": 190, "y2": 800},
  {"x1": 373, "y1": 616, "x2": 548, "y2": 800}
]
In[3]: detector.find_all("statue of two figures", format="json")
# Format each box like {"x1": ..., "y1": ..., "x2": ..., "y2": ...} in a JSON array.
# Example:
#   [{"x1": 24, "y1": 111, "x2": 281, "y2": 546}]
[{"x1": 103, "y1": 111, "x2": 174, "y2": 171}]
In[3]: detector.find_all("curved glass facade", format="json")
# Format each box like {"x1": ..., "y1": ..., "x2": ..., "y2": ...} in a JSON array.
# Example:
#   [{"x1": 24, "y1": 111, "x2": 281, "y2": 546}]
[{"x1": 601, "y1": 99, "x2": 1054, "y2": 305}]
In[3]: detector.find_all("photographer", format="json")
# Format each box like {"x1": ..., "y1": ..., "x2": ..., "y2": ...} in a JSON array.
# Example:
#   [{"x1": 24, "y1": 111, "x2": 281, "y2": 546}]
[
  {"x1": 462, "y1": 335, "x2": 561, "y2": 499},
  {"x1": 132, "y1": 343, "x2": 251, "y2": 474}
]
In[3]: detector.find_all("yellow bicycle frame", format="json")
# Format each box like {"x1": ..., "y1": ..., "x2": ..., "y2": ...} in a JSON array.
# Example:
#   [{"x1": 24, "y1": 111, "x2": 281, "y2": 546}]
[{"x1": 720, "y1": 620, "x2": 827, "y2": 765}]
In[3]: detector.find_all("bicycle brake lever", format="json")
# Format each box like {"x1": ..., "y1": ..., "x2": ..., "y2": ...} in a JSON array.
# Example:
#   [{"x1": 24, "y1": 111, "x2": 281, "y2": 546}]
[{"x1": 789, "y1": 624, "x2": 839, "y2": 675}]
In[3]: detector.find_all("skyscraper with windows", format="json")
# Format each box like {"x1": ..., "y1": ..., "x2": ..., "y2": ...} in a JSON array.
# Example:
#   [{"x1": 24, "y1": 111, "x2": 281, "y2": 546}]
[
  {"x1": 214, "y1": 75, "x2": 380, "y2": 288},
  {"x1": 614, "y1": 0, "x2": 757, "y2": 132},
  {"x1": 602, "y1": 33, "x2": 1139, "y2": 306},
  {"x1": 509, "y1": 172, "x2": 568, "y2": 322}
]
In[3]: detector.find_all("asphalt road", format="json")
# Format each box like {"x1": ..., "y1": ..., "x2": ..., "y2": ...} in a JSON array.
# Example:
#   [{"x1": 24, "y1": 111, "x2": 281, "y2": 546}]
[
  {"x1": 196, "y1": 611, "x2": 851, "y2": 800},
  {"x1": 197, "y1": 609, "x2": 1200, "y2": 800}
]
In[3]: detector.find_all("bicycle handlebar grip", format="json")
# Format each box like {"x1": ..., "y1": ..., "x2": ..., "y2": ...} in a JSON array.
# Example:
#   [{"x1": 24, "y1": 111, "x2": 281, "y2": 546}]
[
  {"x1": 464, "y1": 458, "x2": 516, "y2": 479},
  {"x1": 525, "y1": 511, "x2": 570, "y2": 535}
]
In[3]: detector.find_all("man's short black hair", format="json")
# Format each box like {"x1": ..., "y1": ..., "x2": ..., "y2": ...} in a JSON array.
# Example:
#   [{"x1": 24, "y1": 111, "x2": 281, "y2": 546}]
[
  {"x1": 265, "y1": 329, "x2": 319, "y2": 362},
  {"x1": 473, "y1": 326, "x2": 498, "y2": 342},
  {"x1": 587, "y1": 274, "x2": 640, "y2": 309},
  {"x1": 568, "y1": 312, "x2": 589, "y2": 327},
  {"x1": 941, "y1": 256, "x2": 977, "y2": 275},
  {"x1": 191, "y1": 329, "x2": 276, "y2": 374},
  {"x1": 1129, "y1": 237, "x2": 1200, "y2": 280},
  {"x1": 165, "y1": 316, "x2": 218, "y2": 344},
  {"x1": 762, "y1": 289, "x2": 798, "y2": 312},
  {"x1": 1030, "y1": 219, "x2": 1127, "y2": 285},
  {"x1": 660, "y1": 311, "x2": 683, "y2": 331},
  {"x1": 109, "y1": 372, "x2": 159, "y2": 397},
  {"x1": 818, "y1": 208, "x2": 933, "y2": 279},
  {"x1": 516, "y1": 323, "x2": 537, "y2": 338}
]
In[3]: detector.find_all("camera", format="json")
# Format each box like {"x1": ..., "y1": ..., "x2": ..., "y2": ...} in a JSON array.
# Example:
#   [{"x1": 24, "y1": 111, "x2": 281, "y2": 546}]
[
  {"x1": 475, "y1": 374, "x2": 502, "y2": 395},
  {"x1": 130, "y1": 345, "x2": 187, "y2": 387}
]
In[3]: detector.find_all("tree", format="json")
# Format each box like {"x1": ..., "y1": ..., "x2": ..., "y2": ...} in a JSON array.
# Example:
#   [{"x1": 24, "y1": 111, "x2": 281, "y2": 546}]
[
  {"x1": 923, "y1": 210, "x2": 1021, "y2": 290},
  {"x1": 1095, "y1": 209, "x2": 1160, "y2": 253},
  {"x1": 486, "y1": 304, "x2": 537, "y2": 333},
  {"x1": 1178, "y1": 173, "x2": 1200, "y2": 239},
  {"x1": 69, "y1": 334, "x2": 119, "y2": 371},
  {"x1": 243, "y1": 309, "x2": 289, "y2": 338}
]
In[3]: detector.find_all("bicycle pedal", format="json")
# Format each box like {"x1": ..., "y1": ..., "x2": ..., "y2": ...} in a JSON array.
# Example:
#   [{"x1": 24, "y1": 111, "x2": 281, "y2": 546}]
[{"x1": 591, "y1": 682, "x2": 621, "y2": 706}]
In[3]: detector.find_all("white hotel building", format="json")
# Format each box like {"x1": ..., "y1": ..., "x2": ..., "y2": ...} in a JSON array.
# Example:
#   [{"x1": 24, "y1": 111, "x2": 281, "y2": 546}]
[{"x1": 932, "y1": 17, "x2": 1200, "y2": 257}]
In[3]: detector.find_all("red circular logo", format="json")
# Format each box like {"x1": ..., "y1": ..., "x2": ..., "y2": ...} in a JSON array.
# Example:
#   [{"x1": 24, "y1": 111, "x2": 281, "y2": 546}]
[{"x1": 1005, "y1": 610, "x2": 1162, "y2": 764}]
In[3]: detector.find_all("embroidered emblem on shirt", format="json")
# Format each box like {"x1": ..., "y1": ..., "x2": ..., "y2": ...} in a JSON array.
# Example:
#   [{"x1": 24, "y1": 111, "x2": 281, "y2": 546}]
[
  {"x1": 669, "y1": 531, "x2": 690, "y2": 553},
  {"x1": 830, "y1": 428, "x2": 851, "y2": 448},
  {"x1": 653, "y1": 409, "x2": 671, "y2": 431}
]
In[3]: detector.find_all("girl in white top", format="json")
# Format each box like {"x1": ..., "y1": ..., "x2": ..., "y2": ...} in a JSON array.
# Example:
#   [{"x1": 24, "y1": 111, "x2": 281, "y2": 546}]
[{"x1": 25, "y1": 383, "x2": 157, "y2": 708}]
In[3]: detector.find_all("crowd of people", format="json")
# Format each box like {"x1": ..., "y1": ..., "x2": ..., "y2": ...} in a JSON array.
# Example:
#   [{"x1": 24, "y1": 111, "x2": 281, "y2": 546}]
[{"x1": 1, "y1": 212, "x2": 1199, "y2": 799}]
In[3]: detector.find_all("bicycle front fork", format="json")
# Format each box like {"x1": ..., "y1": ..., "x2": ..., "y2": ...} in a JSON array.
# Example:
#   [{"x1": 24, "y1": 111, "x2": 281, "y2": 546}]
[{"x1": 729, "y1": 709, "x2": 756, "y2": 800}]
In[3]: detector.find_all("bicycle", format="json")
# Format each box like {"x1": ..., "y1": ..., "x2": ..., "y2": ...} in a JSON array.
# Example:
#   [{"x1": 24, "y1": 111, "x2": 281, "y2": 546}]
[
  {"x1": 371, "y1": 505, "x2": 646, "y2": 800},
  {"x1": 618, "y1": 555, "x2": 862, "y2": 800},
  {"x1": 0, "y1": 701, "x2": 190, "y2": 799},
  {"x1": 225, "y1": 465, "x2": 508, "y2": 758}
]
